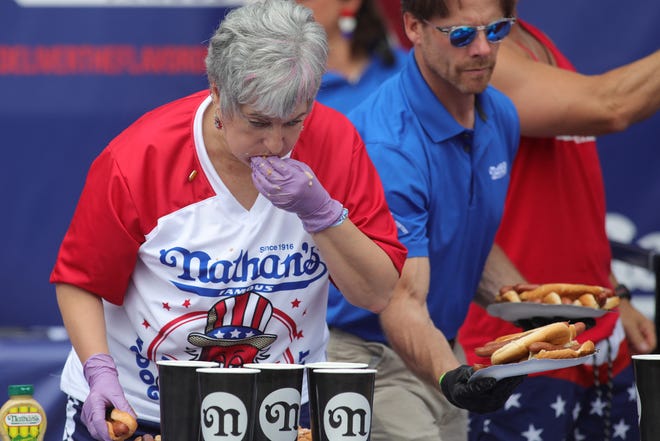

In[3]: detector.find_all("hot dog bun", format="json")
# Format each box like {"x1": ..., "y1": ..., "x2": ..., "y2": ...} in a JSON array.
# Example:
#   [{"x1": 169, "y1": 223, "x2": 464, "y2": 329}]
[
  {"x1": 603, "y1": 296, "x2": 621, "y2": 310},
  {"x1": 485, "y1": 322, "x2": 595, "y2": 365},
  {"x1": 490, "y1": 322, "x2": 577, "y2": 365},
  {"x1": 533, "y1": 341, "x2": 596, "y2": 360},
  {"x1": 297, "y1": 428, "x2": 312, "y2": 441},
  {"x1": 519, "y1": 283, "x2": 605, "y2": 301},
  {"x1": 495, "y1": 283, "x2": 620, "y2": 310},
  {"x1": 106, "y1": 409, "x2": 137, "y2": 441},
  {"x1": 500, "y1": 290, "x2": 521, "y2": 302}
]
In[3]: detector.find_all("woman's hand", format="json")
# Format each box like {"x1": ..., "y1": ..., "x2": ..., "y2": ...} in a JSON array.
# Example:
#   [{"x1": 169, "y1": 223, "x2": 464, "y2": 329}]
[
  {"x1": 250, "y1": 156, "x2": 343, "y2": 233},
  {"x1": 81, "y1": 354, "x2": 136, "y2": 441}
]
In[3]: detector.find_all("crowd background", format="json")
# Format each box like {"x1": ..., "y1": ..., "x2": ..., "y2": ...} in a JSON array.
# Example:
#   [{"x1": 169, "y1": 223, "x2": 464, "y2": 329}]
[{"x1": 0, "y1": 1, "x2": 658, "y2": 440}]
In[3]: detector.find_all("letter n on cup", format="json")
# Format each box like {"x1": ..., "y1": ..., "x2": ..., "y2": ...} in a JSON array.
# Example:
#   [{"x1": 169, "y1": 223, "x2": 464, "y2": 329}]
[
  {"x1": 244, "y1": 363, "x2": 305, "y2": 441},
  {"x1": 306, "y1": 362, "x2": 368, "y2": 441},
  {"x1": 157, "y1": 360, "x2": 219, "y2": 441},
  {"x1": 197, "y1": 367, "x2": 260, "y2": 441},
  {"x1": 311, "y1": 368, "x2": 376, "y2": 441}
]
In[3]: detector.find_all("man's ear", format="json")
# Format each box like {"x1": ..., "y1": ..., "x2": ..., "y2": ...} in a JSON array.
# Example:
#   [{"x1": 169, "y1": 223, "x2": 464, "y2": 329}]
[{"x1": 403, "y1": 11, "x2": 424, "y2": 46}]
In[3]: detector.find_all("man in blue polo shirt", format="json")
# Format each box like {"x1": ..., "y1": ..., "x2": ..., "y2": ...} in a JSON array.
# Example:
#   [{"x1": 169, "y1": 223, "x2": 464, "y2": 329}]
[{"x1": 326, "y1": 0, "x2": 524, "y2": 439}]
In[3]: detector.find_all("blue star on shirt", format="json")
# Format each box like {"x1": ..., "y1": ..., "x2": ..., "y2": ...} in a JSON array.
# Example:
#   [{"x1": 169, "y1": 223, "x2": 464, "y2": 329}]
[
  {"x1": 505, "y1": 393, "x2": 521, "y2": 410},
  {"x1": 550, "y1": 395, "x2": 566, "y2": 417},
  {"x1": 612, "y1": 418, "x2": 631, "y2": 439},
  {"x1": 572, "y1": 402, "x2": 582, "y2": 420},
  {"x1": 590, "y1": 396, "x2": 607, "y2": 416},
  {"x1": 521, "y1": 423, "x2": 543, "y2": 441}
]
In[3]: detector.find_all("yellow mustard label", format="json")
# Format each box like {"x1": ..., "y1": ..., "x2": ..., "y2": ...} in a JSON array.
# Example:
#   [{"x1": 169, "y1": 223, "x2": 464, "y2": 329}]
[{"x1": 1, "y1": 403, "x2": 45, "y2": 441}]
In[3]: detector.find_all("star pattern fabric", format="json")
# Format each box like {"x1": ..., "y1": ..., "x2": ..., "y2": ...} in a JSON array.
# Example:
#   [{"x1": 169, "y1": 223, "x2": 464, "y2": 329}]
[
  {"x1": 467, "y1": 366, "x2": 639, "y2": 441},
  {"x1": 504, "y1": 393, "x2": 522, "y2": 410},
  {"x1": 550, "y1": 395, "x2": 566, "y2": 417},
  {"x1": 590, "y1": 396, "x2": 608, "y2": 416},
  {"x1": 612, "y1": 419, "x2": 631, "y2": 439},
  {"x1": 521, "y1": 424, "x2": 543, "y2": 441}
]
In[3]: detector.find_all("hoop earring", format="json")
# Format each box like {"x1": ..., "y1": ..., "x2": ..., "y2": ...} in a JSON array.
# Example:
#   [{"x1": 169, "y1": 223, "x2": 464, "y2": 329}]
[{"x1": 338, "y1": 8, "x2": 357, "y2": 39}]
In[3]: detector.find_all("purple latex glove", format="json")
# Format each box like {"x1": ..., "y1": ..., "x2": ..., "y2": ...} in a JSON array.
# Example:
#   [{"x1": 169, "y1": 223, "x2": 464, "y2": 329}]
[
  {"x1": 82, "y1": 353, "x2": 136, "y2": 441},
  {"x1": 250, "y1": 156, "x2": 343, "y2": 233}
]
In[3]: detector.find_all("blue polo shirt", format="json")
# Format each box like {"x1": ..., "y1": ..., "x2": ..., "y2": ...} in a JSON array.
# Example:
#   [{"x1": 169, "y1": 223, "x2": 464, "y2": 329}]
[
  {"x1": 316, "y1": 48, "x2": 408, "y2": 116},
  {"x1": 327, "y1": 50, "x2": 520, "y2": 343}
]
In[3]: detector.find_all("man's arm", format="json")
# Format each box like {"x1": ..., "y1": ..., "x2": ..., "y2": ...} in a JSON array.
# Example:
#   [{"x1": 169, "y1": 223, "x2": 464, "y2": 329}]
[
  {"x1": 608, "y1": 274, "x2": 657, "y2": 354},
  {"x1": 492, "y1": 43, "x2": 660, "y2": 137},
  {"x1": 379, "y1": 257, "x2": 459, "y2": 386},
  {"x1": 473, "y1": 244, "x2": 527, "y2": 308},
  {"x1": 380, "y1": 254, "x2": 526, "y2": 413},
  {"x1": 381, "y1": 246, "x2": 526, "y2": 384}
]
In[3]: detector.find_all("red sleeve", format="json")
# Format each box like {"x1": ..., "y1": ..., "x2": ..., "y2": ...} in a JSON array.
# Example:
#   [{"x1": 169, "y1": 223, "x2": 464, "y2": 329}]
[
  {"x1": 51, "y1": 91, "x2": 213, "y2": 305},
  {"x1": 50, "y1": 148, "x2": 142, "y2": 305},
  {"x1": 293, "y1": 102, "x2": 407, "y2": 274}
]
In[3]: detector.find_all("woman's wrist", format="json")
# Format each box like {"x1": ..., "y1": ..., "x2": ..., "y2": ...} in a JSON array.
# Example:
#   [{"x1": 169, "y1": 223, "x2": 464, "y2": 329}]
[{"x1": 330, "y1": 207, "x2": 349, "y2": 228}]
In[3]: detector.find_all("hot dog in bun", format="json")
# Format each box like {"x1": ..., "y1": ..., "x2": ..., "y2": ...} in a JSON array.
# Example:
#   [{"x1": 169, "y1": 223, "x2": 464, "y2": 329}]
[
  {"x1": 475, "y1": 322, "x2": 595, "y2": 365},
  {"x1": 495, "y1": 283, "x2": 620, "y2": 310},
  {"x1": 106, "y1": 408, "x2": 137, "y2": 441},
  {"x1": 297, "y1": 428, "x2": 312, "y2": 441}
]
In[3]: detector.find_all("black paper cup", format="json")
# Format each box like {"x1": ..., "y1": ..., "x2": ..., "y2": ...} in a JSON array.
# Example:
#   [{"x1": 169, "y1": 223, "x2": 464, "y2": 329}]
[
  {"x1": 632, "y1": 354, "x2": 660, "y2": 440},
  {"x1": 157, "y1": 360, "x2": 219, "y2": 441},
  {"x1": 197, "y1": 367, "x2": 260, "y2": 441},
  {"x1": 310, "y1": 367, "x2": 376, "y2": 441},
  {"x1": 305, "y1": 362, "x2": 368, "y2": 440},
  {"x1": 244, "y1": 363, "x2": 305, "y2": 441}
]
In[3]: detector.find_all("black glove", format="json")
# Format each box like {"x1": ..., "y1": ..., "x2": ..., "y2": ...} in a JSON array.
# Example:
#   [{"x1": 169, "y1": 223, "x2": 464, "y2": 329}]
[{"x1": 440, "y1": 365, "x2": 525, "y2": 414}]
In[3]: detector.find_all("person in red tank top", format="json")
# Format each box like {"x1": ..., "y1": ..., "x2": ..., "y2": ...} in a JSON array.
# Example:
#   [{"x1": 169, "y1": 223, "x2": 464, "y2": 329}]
[{"x1": 457, "y1": 12, "x2": 659, "y2": 441}]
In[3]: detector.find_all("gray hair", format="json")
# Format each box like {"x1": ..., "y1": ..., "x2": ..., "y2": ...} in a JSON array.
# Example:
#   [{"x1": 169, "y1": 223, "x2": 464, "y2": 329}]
[{"x1": 206, "y1": 0, "x2": 328, "y2": 119}]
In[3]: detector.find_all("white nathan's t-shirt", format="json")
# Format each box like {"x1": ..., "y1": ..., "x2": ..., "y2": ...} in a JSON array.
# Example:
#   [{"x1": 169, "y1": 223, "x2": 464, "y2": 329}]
[{"x1": 51, "y1": 91, "x2": 405, "y2": 422}]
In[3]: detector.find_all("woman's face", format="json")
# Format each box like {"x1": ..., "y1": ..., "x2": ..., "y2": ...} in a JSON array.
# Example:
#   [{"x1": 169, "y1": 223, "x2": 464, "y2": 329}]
[{"x1": 220, "y1": 102, "x2": 310, "y2": 165}]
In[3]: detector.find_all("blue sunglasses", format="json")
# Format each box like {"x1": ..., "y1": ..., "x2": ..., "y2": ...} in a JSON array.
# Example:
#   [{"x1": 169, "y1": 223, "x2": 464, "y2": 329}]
[{"x1": 427, "y1": 17, "x2": 517, "y2": 48}]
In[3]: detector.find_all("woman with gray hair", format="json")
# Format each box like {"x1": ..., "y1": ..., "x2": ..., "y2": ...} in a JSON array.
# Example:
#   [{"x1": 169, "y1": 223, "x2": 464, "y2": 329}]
[{"x1": 50, "y1": 1, "x2": 406, "y2": 440}]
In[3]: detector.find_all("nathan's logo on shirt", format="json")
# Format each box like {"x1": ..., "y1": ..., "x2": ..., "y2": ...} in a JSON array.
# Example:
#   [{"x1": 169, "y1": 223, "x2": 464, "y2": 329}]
[
  {"x1": 188, "y1": 292, "x2": 277, "y2": 366},
  {"x1": 160, "y1": 242, "x2": 327, "y2": 297},
  {"x1": 394, "y1": 219, "x2": 409, "y2": 236},
  {"x1": 488, "y1": 161, "x2": 508, "y2": 180}
]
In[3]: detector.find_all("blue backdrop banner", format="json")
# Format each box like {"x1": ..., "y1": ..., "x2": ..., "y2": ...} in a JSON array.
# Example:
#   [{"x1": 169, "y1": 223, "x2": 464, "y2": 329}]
[{"x1": 1, "y1": 1, "x2": 241, "y2": 327}]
